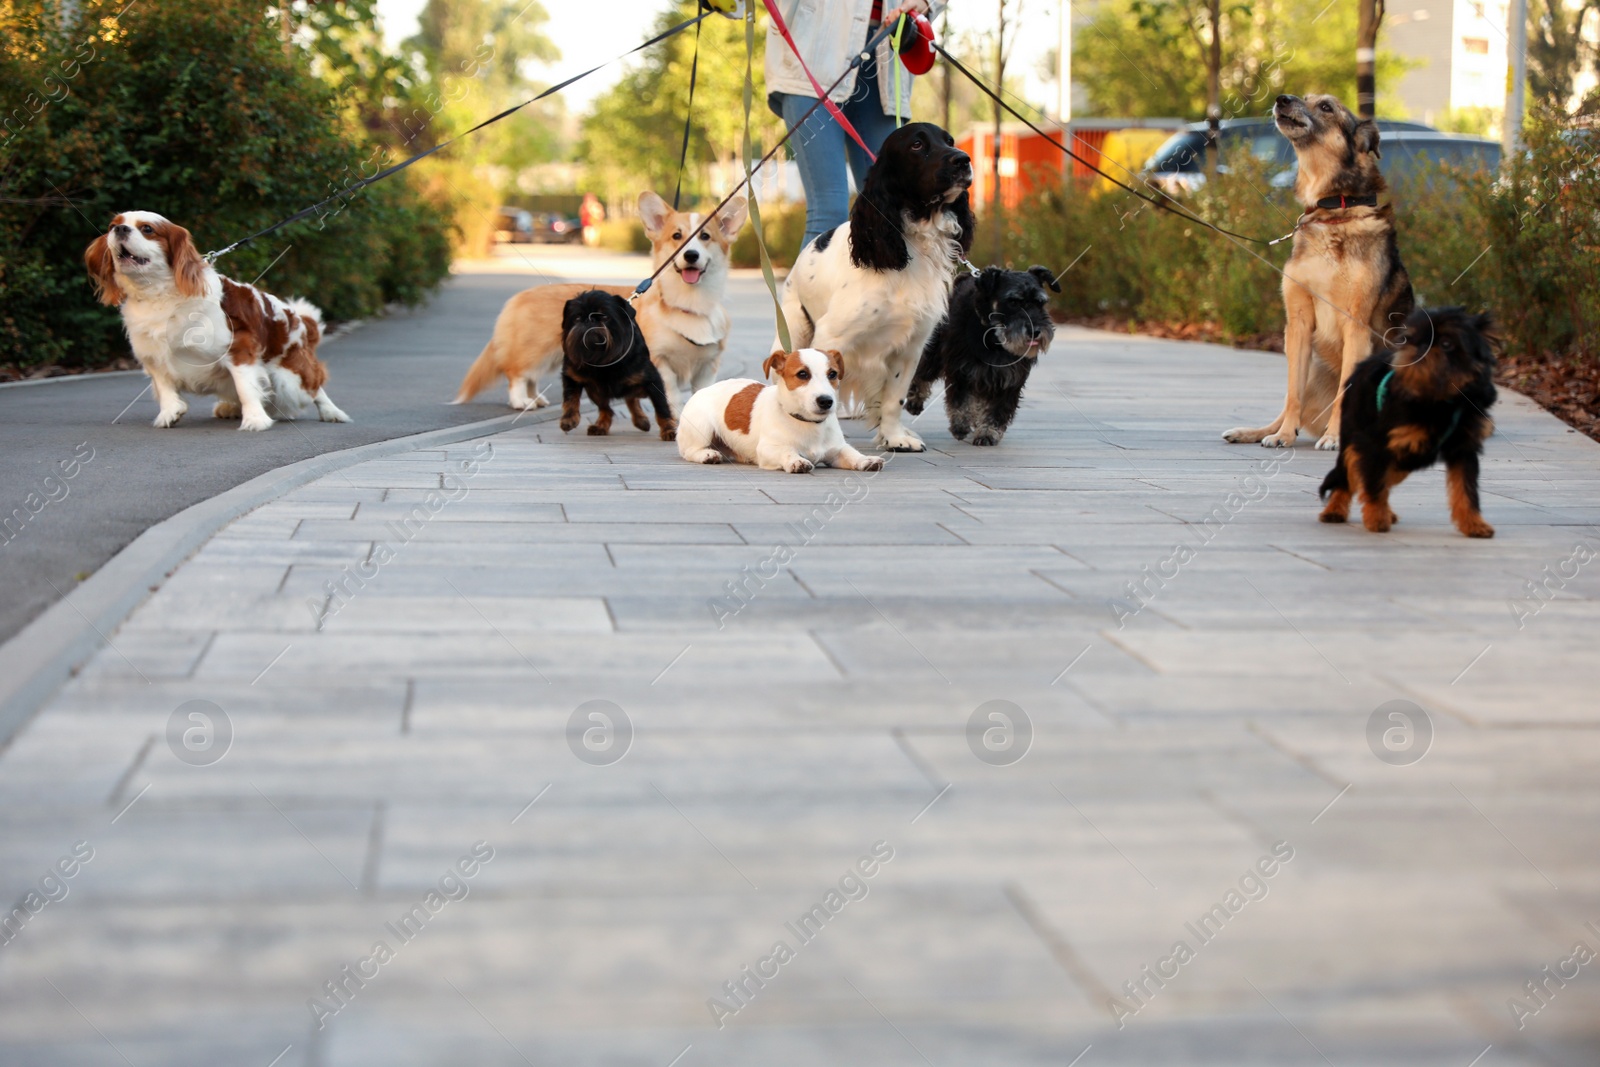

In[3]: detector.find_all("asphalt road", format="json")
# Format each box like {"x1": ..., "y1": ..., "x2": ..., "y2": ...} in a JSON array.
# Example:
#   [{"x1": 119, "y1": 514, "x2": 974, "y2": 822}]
[{"x1": 0, "y1": 245, "x2": 736, "y2": 644}]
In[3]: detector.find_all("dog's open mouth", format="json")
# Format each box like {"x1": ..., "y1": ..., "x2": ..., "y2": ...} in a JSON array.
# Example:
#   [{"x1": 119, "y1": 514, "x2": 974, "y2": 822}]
[
  {"x1": 116, "y1": 246, "x2": 149, "y2": 267},
  {"x1": 1275, "y1": 109, "x2": 1311, "y2": 133},
  {"x1": 677, "y1": 265, "x2": 703, "y2": 285}
]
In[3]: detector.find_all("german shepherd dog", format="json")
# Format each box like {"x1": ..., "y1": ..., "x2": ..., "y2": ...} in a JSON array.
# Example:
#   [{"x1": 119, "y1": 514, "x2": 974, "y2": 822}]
[
  {"x1": 1319, "y1": 307, "x2": 1498, "y2": 537},
  {"x1": 1224, "y1": 94, "x2": 1414, "y2": 450},
  {"x1": 558, "y1": 291, "x2": 677, "y2": 440}
]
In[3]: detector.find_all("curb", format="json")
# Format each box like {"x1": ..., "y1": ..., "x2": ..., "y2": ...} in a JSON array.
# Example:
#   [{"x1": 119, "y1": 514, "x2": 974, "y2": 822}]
[
  {"x1": 0, "y1": 405, "x2": 560, "y2": 750},
  {"x1": 0, "y1": 370, "x2": 145, "y2": 391}
]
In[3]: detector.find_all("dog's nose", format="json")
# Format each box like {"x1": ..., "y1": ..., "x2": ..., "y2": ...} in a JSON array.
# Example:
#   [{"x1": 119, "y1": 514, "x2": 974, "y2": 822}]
[
  {"x1": 816, "y1": 395, "x2": 834, "y2": 411},
  {"x1": 682, "y1": 248, "x2": 700, "y2": 264},
  {"x1": 113, "y1": 224, "x2": 131, "y2": 237},
  {"x1": 1275, "y1": 95, "x2": 1293, "y2": 107},
  {"x1": 951, "y1": 149, "x2": 971, "y2": 169}
]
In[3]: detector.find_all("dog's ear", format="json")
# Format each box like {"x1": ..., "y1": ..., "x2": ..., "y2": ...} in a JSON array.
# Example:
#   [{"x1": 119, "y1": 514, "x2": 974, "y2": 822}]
[
  {"x1": 561, "y1": 297, "x2": 583, "y2": 337},
  {"x1": 1028, "y1": 265, "x2": 1062, "y2": 293},
  {"x1": 83, "y1": 234, "x2": 124, "y2": 306},
  {"x1": 1473, "y1": 311, "x2": 1502, "y2": 355},
  {"x1": 973, "y1": 266, "x2": 1004, "y2": 304},
  {"x1": 762, "y1": 351, "x2": 788, "y2": 381},
  {"x1": 1354, "y1": 120, "x2": 1382, "y2": 159},
  {"x1": 824, "y1": 349, "x2": 845, "y2": 382},
  {"x1": 716, "y1": 196, "x2": 748, "y2": 241},
  {"x1": 849, "y1": 157, "x2": 911, "y2": 271},
  {"x1": 165, "y1": 224, "x2": 208, "y2": 299},
  {"x1": 637, "y1": 191, "x2": 671, "y2": 239}
]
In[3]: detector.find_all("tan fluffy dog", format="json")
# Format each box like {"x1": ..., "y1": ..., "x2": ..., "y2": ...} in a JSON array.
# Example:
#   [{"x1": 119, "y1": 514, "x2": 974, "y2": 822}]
[
  {"x1": 1223, "y1": 94, "x2": 1414, "y2": 451},
  {"x1": 454, "y1": 192, "x2": 747, "y2": 416}
]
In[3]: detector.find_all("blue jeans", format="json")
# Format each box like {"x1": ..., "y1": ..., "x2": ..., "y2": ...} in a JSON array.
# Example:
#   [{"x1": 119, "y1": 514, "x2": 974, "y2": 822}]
[{"x1": 774, "y1": 57, "x2": 903, "y2": 248}]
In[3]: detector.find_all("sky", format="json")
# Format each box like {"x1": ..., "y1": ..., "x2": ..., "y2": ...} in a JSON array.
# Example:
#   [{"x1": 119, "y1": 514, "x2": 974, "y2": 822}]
[{"x1": 374, "y1": 0, "x2": 1065, "y2": 120}]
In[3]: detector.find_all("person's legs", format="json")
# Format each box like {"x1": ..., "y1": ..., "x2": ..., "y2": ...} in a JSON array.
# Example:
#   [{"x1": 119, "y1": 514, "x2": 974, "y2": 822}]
[
  {"x1": 778, "y1": 92, "x2": 852, "y2": 248},
  {"x1": 840, "y1": 57, "x2": 902, "y2": 190}
]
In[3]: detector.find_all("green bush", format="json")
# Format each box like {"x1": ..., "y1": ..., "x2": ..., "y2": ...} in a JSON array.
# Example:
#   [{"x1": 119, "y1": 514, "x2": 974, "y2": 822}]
[
  {"x1": 1001, "y1": 113, "x2": 1600, "y2": 365},
  {"x1": 0, "y1": 0, "x2": 452, "y2": 371},
  {"x1": 731, "y1": 201, "x2": 807, "y2": 269},
  {"x1": 594, "y1": 218, "x2": 650, "y2": 253}
]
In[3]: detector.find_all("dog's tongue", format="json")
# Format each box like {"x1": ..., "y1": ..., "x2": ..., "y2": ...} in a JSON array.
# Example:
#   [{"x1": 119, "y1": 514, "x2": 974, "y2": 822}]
[{"x1": 681, "y1": 266, "x2": 702, "y2": 285}]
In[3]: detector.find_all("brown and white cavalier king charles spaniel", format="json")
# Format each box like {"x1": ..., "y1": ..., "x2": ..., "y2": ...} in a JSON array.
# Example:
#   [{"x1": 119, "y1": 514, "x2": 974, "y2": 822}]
[{"x1": 84, "y1": 212, "x2": 349, "y2": 431}]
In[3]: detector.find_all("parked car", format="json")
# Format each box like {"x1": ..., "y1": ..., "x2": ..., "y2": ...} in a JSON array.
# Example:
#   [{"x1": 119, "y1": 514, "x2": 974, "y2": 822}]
[
  {"x1": 532, "y1": 213, "x2": 583, "y2": 244},
  {"x1": 495, "y1": 207, "x2": 535, "y2": 244},
  {"x1": 1142, "y1": 117, "x2": 1437, "y2": 194},
  {"x1": 1268, "y1": 132, "x2": 1502, "y2": 190}
]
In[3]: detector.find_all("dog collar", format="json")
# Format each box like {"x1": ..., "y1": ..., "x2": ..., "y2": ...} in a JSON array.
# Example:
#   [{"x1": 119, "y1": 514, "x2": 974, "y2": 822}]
[
  {"x1": 1314, "y1": 194, "x2": 1378, "y2": 210},
  {"x1": 1377, "y1": 368, "x2": 1465, "y2": 445}
]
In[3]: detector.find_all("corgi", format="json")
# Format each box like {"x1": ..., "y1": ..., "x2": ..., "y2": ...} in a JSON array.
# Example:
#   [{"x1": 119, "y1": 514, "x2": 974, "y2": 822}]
[
  {"x1": 677, "y1": 348, "x2": 884, "y2": 474},
  {"x1": 454, "y1": 191, "x2": 748, "y2": 416}
]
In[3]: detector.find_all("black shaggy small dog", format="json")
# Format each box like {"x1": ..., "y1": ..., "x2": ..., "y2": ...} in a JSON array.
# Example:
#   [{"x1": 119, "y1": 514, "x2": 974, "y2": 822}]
[
  {"x1": 558, "y1": 290, "x2": 677, "y2": 441},
  {"x1": 1319, "y1": 306, "x2": 1498, "y2": 537},
  {"x1": 905, "y1": 265, "x2": 1060, "y2": 445}
]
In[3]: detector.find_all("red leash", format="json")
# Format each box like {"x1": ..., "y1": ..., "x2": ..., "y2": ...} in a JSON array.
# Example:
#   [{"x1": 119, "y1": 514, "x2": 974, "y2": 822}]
[{"x1": 761, "y1": 0, "x2": 877, "y2": 162}]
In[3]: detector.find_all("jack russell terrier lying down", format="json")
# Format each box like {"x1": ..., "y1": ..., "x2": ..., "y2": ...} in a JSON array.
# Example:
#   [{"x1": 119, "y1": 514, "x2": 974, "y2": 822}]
[{"x1": 676, "y1": 349, "x2": 884, "y2": 474}]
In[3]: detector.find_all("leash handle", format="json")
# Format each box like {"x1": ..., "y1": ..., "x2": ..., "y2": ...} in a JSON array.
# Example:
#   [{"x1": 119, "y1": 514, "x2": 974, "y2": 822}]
[{"x1": 761, "y1": 0, "x2": 878, "y2": 163}]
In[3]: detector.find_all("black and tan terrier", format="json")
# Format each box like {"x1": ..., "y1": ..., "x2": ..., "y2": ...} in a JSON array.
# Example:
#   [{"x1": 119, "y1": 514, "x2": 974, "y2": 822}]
[
  {"x1": 558, "y1": 290, "x2": 677, "y2": 440},
  {"x1": 1319, "y1": 307, "x2": 1498, "y2": 537}
]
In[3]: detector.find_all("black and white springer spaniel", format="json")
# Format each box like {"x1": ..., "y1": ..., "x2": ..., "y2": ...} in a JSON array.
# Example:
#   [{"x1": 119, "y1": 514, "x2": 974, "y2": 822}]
[{"x1": 774, "y1": 122, "x2": 975, "y2": 452}]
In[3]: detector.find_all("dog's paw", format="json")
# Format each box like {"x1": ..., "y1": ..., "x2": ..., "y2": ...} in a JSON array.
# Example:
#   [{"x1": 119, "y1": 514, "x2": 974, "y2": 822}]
[
  {"x1": 1314, "y1": 432, "x2": 1340, "y2": 451},
  {"x1": 632, "y1": 414, "x2": 652, "y2": 432},
  {"x1": 511, "y1": 397, "x2": 539, "y2": 411},
  {"x1": 856, "y1": 455, "x2": 885, "y2": 472},
  {"x1": 877, "y1": 429, "x2": 925, "y2": 453},
  {"x1": 212, "y1": 401, "x2": 241, "y2": 419},
  {"x1": 949, "y1": 422, "x2": 970, "y2": 440},
  {"x1": 239, "y1": 412, "x2": 274, "y2": 432},
  {"x1": 1260, "y1": 430, "x2": 1297, "y2": 448},
  {"x1": 1222, "y1": 426, "x2": 1264, "y2": 443},
  {"x1": 658, "y1": 423, "x2": 677, "y2": 442},
  {"x1": 686, "y1": 449, "x2": 722, "y2": 464},
  {"x1": 586, "y1": 423, "x2": 610, "y2": 436},
  {"x1": 533, "y1": 392, "x2": 550, "y2": 408},
  {"x1": 318, "y1": 404, "x2": 351, "y2": 424},
  {"x1": 1361, "y1": 506, "x2": 1395, "y2": 533},
  {"x1": 559, "y1": 416, "x2": 579, "y2": 433},
  {"x1": 971, "y1": 432, "x2": 1000, "y2": 447},
  {"x1": 152, "y1": 405, "x2": 187, "y2": 428},
  {"x1": 1458, "y1": 518, "x2": 1495, "y2": 538},
  {"x1": 904, "y1": 396, "x2": 926, "y2": 416},
  {"x1": 785, "y1": 457, "x2": 815, "y2": 474}
]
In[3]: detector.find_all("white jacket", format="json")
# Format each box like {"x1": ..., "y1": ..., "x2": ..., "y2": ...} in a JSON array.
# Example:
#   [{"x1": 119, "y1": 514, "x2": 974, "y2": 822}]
[{"x1": 764, "y1": 0, "x2": 915, "y2": 117}]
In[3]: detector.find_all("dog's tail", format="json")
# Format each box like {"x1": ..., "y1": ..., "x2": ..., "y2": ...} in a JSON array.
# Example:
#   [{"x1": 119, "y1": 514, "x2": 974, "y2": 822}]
[
  {"x1": 1318, "y1": 457, "x2": 1348, "y2": 500},
  {"x1": 286, "y1": 297, "x2": 323, "y2": 327},
  {"x1": 453, "y1": 339, "x2": 500, "y2": 404}
]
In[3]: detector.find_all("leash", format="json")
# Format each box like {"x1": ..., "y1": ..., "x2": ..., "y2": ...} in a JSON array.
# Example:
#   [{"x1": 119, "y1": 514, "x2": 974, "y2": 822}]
[
  {"x1": 933, "y1": 43, "x2": 1279, "y2": 247},
  {"x1": 672, "y1": 12, "x2": 704, "y2": 209},
  {"x1": 761, "y1": 0, "x2": 878, "y2": 163},
  {"x1": 203, "y1": 11, "x2": 713, "y2": 262},
  {"x1": 631, "y1": 19, "x2": 901, "y2": 306},
  {"x1": 741, "y1": 1, "x2": 791, "y2": 350},
  {"x1": 891, "y1": 14, "x2": 906, "y2": 128},
  {"x1": 1375, "y1": 367, "x2": 1465, "y2": 445}
]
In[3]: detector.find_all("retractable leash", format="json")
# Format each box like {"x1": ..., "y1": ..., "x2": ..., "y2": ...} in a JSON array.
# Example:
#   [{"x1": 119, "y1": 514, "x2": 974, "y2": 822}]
[
  {"x1": 202, "y1": 11, "x2": 714, "y2": 262},
  {"x1": 630, "y1": 18, "x2": 903, "y2": 306}
]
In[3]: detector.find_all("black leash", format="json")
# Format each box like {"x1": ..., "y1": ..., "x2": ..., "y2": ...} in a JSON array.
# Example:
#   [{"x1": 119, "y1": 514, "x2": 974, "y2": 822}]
[
  {"x1": 204, "y1": 11, "x2": 714, "y2": 262},
  {"x1": 632, "y1": 18, "x2": 901, "y2": 300},
  {"x1": 672, "y1": 13, "x2": 703, "y2": 209},
  {"x1": 933, "y1": 43, "x2": 1282, "y2": 248}
]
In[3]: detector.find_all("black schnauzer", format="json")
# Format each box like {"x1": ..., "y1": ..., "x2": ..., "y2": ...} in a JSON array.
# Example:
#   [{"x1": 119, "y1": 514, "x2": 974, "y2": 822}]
[
  {"x1": 559, "y1": 290, "x2": 677, "y2": 441},
  {"x1": 1319, "y1": 307, "x2": 1498, "y2": 537},
  {"x1": 905, "y1": 265, "x2": 1059, "y2": 446}
]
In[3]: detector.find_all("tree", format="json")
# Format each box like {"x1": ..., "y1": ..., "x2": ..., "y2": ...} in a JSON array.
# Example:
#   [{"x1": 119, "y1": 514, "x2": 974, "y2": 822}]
[
  {"x1": 1528, "y1": 0, "x2": 1600, "y2": 110},
  {"x1": 578, "y1": 1, "x2": 784, "y2": 206},
  {"x1": 1071, "y1": 0, "x2": 1412, "y2": 120}
]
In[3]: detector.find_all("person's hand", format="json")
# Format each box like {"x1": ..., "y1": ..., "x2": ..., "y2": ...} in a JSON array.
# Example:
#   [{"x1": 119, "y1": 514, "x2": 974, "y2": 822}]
[{"x1": 884, "y1": 0, "x2": 931, "y2": 22}]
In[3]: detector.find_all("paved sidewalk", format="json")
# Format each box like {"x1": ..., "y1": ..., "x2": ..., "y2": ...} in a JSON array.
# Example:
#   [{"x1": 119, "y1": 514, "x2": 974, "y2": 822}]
[{"x1": 3, "y1": 272, "x2": 1600, "y2": 1065}]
